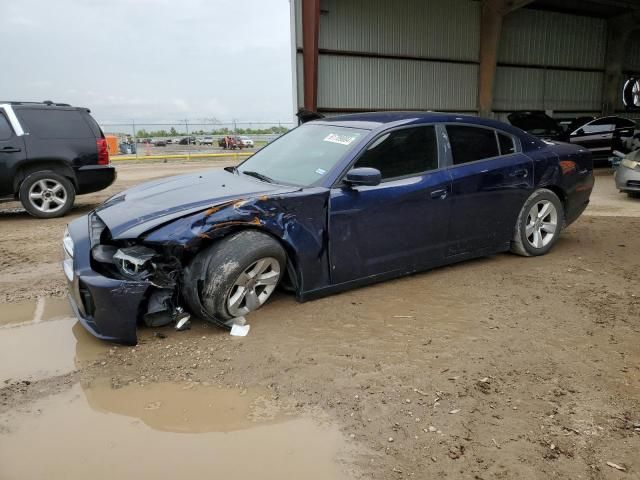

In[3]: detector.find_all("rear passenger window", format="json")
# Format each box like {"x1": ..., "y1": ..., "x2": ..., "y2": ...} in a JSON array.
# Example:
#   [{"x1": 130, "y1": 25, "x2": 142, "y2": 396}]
[
  {"x1": 447, "y1": 125, "x2": 499, "y2": 165},
  {"x1": 16, "y1": 109, "x2": 94, "y2": 139},
  {"x1": 354, "y1": 126, "x2": 438, "y2": 180},
  {"x1": 0, "y1": 114, "x2": 13, "y2": 140},
  {"x1": 498, "y1": 132, "x2": 515, "y2": 155}
]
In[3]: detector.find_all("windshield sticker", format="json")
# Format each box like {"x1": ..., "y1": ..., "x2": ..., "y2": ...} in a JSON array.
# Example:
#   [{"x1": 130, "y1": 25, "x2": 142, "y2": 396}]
[
  {"x1": 323, "y1": 133, "x2": 359, "y2": 146},
  {"x1": 315, "y1": 168, "x2": 327, "y2": 175}
]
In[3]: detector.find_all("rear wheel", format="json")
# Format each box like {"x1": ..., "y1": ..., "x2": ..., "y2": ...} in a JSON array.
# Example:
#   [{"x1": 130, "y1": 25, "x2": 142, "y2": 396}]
[
  {"x1": 19, "y1": 171, "x2": 75, "y2": 218},
  {"x1": 511, "y1": 189, "x2": 563, "y2": 257},
  {"x1": 184, "y1": 230, "x2": 286, "y2": 327}
]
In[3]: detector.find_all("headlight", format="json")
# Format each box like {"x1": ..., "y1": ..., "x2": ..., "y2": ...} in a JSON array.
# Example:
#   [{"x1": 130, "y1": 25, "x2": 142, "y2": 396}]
[
  {"x1": 62, "y1": 227, "x2": 74, "y2": 281},
  {"x1": 621, "y1": 158, "x2": 640, "y2": 170},
  {"x1": 113, "y1": 245, "x2": 157, "y2": 280},
  {"x1": 63, "y1": 227, "x2": 74, "y2": 257}
]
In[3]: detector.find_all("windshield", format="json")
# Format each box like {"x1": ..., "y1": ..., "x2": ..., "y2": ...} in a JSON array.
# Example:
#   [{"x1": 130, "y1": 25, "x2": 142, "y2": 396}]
[{"x1": 237, "y1": 124, "x2": 367, "y2": 186}]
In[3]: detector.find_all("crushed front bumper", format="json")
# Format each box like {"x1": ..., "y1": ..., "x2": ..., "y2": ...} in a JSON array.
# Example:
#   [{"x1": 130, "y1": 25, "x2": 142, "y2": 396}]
[{"x1": 65, "y1": 216, "x2": 149, "y2": 345}]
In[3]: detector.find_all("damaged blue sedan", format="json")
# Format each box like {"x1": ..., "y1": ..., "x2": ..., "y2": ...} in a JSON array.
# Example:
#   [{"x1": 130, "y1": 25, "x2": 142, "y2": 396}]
[{"x1": 64, "y1": 112, "x2": 594, "y2": 344}]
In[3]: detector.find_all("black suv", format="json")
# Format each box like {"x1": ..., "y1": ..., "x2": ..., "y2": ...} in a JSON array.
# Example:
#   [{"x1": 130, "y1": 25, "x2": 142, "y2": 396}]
[{"x1": 0, "y1": 101, "x2": 116, "y2": 218}]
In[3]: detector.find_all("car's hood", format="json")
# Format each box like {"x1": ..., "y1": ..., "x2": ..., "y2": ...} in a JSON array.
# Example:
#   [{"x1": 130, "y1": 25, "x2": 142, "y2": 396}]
[{"x1": 95, "y1": 168, "x2": 298, "y2": 239}]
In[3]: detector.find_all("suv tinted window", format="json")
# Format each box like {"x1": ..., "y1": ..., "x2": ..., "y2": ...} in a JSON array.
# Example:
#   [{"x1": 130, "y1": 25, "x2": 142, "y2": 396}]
[
  {"x1": 498, "y1": 132, "x2": 515, "y2": 155},
  {"x1": 447, "y1": 125, "x2": 499, "y2": 165},
  {"x1": 16, "y1": 108, "x2": 94, "y2": 139},
  {"x1": 354, "y1": 126, "x2": 438, "y2": 180},
  {"x1": 0, "y1": 113, "x2": 13, "y2": 140}
]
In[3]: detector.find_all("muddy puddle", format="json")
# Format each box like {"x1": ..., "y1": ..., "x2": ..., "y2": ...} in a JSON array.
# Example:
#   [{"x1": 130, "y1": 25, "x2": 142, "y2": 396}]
[
  {"x1": 0, "y1": 297, "x2": 107, "y2": 382},
  {"x1": 0, "y1": 382, "x2": 355, "y2": 480}
]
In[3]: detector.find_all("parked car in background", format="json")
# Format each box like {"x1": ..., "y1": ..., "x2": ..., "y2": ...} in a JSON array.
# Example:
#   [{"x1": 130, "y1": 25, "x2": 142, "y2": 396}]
[
  {"x1": 199, "y1": 136, "x2": 215, "y2": 146},
  {"x1": 557, "y1": 116, "x2": 594, "y2": 135},
  {"x1": 568, "y1": 116, "x2": 637, "y2": 158},
  {"x1": 179, "y1": 136, "x2": 196, "y2": 145},
  {"x1": 0, "y1": 101, "x2": 115, "y2": 218},
  {"x1": 614, "y1": 149, "x2": 640, "y2": 197},
  {"x1": 64, "y1": 111, "x2": 593, "y2": 344},
  {"x1": 507, "y1": 111, "x2": 566, "y2": 141},
  {"x1": 238, "y1": 136, "x2": 254, "y2": 148},
  {"x1": 508, "y1": 111, "x2": 638, "y2": 161},
  {"x1": 153, "y1": 139, "x2": 167, "y2": 147}
]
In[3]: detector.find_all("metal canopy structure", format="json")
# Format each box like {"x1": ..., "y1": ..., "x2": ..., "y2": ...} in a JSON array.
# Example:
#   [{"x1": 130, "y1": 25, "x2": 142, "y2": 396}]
[{"x1": 291, "y1": 0, "x2": 640, "y2": 120}]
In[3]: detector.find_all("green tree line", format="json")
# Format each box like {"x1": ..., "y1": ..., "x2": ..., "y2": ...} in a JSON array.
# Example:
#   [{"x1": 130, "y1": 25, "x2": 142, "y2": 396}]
[{"x1": 135, "y1": 125, "x2": 289, "y2": 138}]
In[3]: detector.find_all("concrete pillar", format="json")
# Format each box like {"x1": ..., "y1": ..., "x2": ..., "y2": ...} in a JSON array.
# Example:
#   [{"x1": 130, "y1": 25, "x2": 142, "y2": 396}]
[
  {"x1": 302, "y1": 0, "x2": 321, "y2": 112},
  {"x1": 603, "y1": 13, "x2": 640, "y2": 115},
  {"x1": 478, "y1": 0, "x2": 532, "y2": 118}
]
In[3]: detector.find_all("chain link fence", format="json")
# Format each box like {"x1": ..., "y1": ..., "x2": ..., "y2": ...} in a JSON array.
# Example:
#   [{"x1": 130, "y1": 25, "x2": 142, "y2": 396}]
[{"x1": 98, "y1": 120, "x2": 296, "y2": 159}]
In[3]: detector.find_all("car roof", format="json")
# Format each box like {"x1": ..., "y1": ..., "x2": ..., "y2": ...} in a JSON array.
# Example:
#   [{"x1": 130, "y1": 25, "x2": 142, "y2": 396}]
[
  {"x1": 2, "y1": 101, "x2": 91, "y2": 112},
  {"x1": 312, "y1": 111, "x2": 527, "y2": 135}
]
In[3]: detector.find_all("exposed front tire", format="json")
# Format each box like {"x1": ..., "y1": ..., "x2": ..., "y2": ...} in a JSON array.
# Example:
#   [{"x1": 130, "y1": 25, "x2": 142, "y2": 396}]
[
  {"x1": 18, "y1": 171, "x2": 75, "y2": 219},
  {"x1": 510, "y1": 188, "x2": 563, "y2": 257},
  {"x1": 183, "y1": 230, "x2": 286, "y2": 327}
]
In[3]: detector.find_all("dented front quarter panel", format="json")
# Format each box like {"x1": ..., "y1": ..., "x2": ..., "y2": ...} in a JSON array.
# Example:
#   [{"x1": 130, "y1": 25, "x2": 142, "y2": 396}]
[{"x1": 144, "y1": 188, "x2": 332, "y2": 295}]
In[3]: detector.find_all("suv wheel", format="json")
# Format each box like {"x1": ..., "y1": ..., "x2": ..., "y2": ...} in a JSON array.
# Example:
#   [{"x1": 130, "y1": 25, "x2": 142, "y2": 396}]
[{"x1": 19, "y1": 171, "x2": 75, "y2": 218}]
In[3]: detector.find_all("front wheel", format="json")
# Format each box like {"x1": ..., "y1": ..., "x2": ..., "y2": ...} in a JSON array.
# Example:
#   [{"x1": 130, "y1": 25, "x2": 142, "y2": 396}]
[
  {"x1": 19, "y1": 171, "x2": 75, "y2": 218},
  {"x1": 510, "y1": 189, "x2": 563, "y2": 257},
  {"x1": 184, "y1": 230, "x2": 286, "y2": 327}
]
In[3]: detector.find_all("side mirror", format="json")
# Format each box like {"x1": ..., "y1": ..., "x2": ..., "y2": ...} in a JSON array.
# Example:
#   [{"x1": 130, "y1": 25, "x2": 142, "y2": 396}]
[
  {"x1": 345, "y1": 167, "x2": 381, "y2": 187},
  {"x1": 574, "y1": 128, "x2": 584, "y2": 136}
]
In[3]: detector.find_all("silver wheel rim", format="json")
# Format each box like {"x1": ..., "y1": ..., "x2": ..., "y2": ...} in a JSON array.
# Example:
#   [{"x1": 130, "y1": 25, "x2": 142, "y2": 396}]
[
  {"x1": 525, "y1": 200, "x2": 558, "y2": 249},
  {"x1": 227, "y1": 257, "x2": 281, "y2": 317},
  {"x1": 28, "y1": 179, "x2": 67, "y2": 213}
]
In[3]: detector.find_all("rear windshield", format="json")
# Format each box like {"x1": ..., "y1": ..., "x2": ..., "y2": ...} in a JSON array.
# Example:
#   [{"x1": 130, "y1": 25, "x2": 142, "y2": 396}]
[{"x1": 16, "y1": 108, "x2": 96, "y2": 139}]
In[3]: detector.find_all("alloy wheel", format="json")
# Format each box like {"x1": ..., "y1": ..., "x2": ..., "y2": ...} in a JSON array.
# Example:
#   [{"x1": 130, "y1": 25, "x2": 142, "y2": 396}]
[
  {"x1": 525, "y1": 200, "x2": 558, "y2": 249},
  {"x1": 28, "y1": 179, "x2": 68, "y2": 214},
  {"x1": 226, "y1": 257, "x2": 281, "y2": 317}
]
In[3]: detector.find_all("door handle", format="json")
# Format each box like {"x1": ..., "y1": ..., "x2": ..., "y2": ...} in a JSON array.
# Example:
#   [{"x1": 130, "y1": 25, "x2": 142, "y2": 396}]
[
  {"x1": 430, "y1": 188, "x2": 448, "y2": 200},
  {"x1": 0, "y1": 146, "x2": 21, "y2": 153},
  {"x1": 510, "y1": 168, "x2": 528, "y2": 178}
]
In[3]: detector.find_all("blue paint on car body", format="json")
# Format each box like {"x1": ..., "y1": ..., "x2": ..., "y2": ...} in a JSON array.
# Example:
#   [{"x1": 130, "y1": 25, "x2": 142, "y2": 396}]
[{"x1": 64, "y1": 112, "x2": 594, "y2": 344}]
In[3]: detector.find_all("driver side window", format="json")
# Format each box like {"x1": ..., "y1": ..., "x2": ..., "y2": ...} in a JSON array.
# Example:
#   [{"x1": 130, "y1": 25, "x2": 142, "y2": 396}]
[{"x1": 353, "y1": 126, "x2": 438, "y2": 181}]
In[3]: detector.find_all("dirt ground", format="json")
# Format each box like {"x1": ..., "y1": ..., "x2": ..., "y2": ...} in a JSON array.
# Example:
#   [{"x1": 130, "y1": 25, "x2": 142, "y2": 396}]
[{"x1": 1, "y1": 162, "x2": 639, "y2": 479}]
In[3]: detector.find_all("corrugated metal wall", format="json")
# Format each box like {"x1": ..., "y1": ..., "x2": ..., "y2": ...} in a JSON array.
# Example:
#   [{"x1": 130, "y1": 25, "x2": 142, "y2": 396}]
[
  {"x1": 498, "y1": 9, "x2": 607, "y2": 69},
  {"x1": 624, "y1": 32, "x2": 640, "y2": 73},
  {"x1": 294, "y1": 0, "x2": 615, "y2": 116},
  {"x1": 317, "y1": 0, "x2": 479, "y2": 61},
  {"x1": 494, "y1": 8, "x2": 606, "y2": 113},
  {"x1": 317, "y1": 55, "x2": 478, "y2": 111},
  {"x1": 312, "y1": 0, "x2": 480, "y2": 112}
]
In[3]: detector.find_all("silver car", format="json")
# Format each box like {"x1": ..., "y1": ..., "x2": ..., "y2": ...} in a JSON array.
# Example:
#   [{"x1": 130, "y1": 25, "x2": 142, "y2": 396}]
[{"x1": 614, "y1": 149, "x2": 640, "y2": 197}]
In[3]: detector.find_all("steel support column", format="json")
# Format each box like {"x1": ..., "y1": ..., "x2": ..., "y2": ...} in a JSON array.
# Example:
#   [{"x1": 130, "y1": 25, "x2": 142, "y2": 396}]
[
  {"x1": 302, "y1": 0, "x2": 320, "y2": 112},
  {"x1": 603, "y1": 13, "x2": 640, "y2": 115},
  {"x1": 478, "y1": 0, "x2": 532, "y2": 118}
]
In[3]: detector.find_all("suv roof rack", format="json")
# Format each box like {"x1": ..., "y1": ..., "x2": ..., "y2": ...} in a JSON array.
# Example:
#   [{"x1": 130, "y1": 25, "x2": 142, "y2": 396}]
[{"x1": 0, "y1": 101, "x2": 72, "y2": 107}]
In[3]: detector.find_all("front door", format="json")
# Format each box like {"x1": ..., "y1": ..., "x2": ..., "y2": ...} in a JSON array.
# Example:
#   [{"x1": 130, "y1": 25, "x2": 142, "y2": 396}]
[
  {"x1": 328, "y1": 125, "x2": 452, "y2": 285},
  {"x1": 0, "y1": 111, "x2": 26, "y2": 196}
]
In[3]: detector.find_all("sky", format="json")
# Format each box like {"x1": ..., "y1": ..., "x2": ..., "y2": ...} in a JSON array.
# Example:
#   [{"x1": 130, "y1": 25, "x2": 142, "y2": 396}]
[{"x1": 0, "y1": 0, "x2": 294, "y2": 125}]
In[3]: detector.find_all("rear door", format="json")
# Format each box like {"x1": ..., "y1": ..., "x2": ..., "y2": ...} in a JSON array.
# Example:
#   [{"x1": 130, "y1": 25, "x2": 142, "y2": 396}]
[
  {"x1": 0, "y1": 110, "x2": 26, "y2": 196},
  {"x1": 444, "y1": 124, "x2": 533, "y2": 256},
  {"x1": 328, "y1": 125, "x2": 452, "y2": 284}
]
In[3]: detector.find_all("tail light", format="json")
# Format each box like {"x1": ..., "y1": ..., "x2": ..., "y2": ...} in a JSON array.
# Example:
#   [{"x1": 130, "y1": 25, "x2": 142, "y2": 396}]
[{"x1": 97, "y1": 138, "x2": 110, "y2": 165}]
